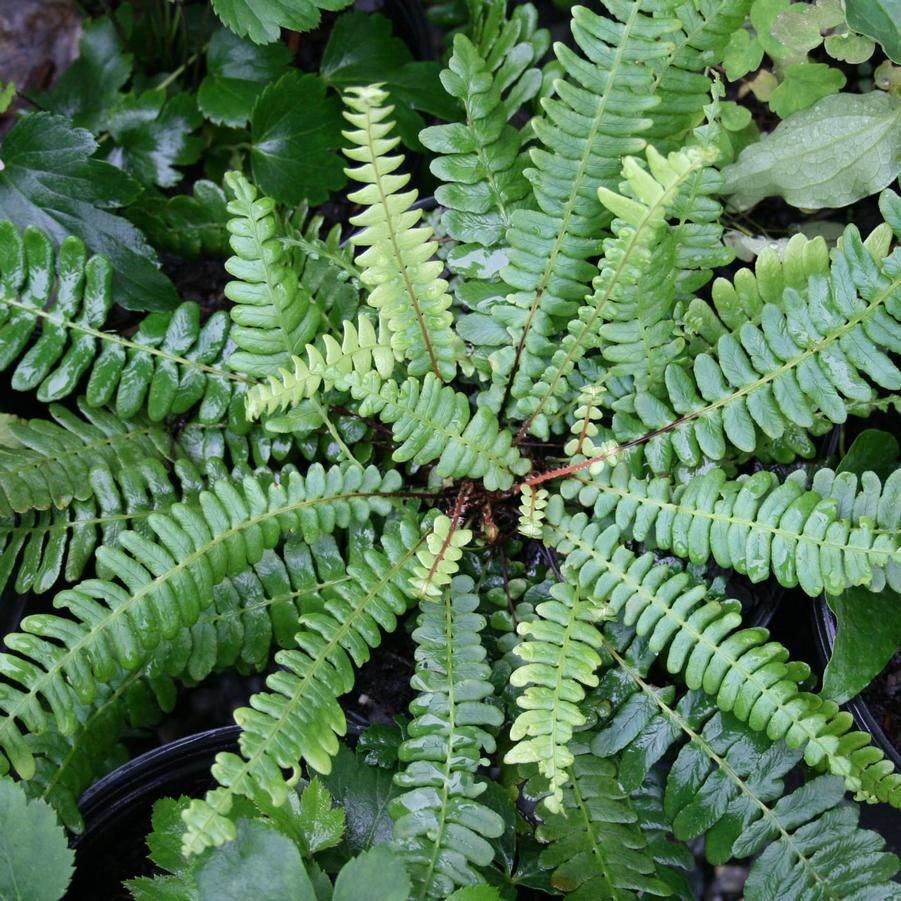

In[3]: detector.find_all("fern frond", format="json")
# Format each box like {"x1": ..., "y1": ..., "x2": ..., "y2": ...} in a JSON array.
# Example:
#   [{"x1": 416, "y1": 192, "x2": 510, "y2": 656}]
[
  {"x1": 0, "y1": 463, "x2": 401, "y2": 781},
  {"x1": 244, "y1": 314, "x2": 396, "y2": 419},
  {"x1": 343, "y1": 85, "x2": 460, "y2": 382},
  {"x1": 517, "y1": 144, "x2": 711, "y2": 434},
  {"x1": 545, "y1": 502, "x2": 901, "y2": 807},
  {"x1": 497, "y1": 1, "x2": 680, "y2": 421},
  {"x1": 504, "y1": 582, "x2": 606, "y2": 811},
  {"x1": 391, "y1": 575, "x2": 504, "y2": 899},
  {"x1": 0, "y1": 457, "x2": 205, "y2": 596},
  {"x1": 562, "y1": 461, "x2": 901, "y2": 597},
  {"x1": 0, "y1": 400, "x2": 170, "y2": 517},
  {"x1": 594, "y1": 641, "x2": 901, "y2": 900},
  {"x1": 181, "y1": 514, "x2": 424, "y2": 854},
  {"x1": 347, "y1": 371, "x2": 530, "y2": 490},
  {"x1": 409, "y1": 514, "x2": 473, "y2": 599},
  {"x1": 0, "y1": 224, "x2": 242, "y2": 421},
  {"x1": 223, "y1": 172, "x2": 321, "y2": 378},
  {"x1": 619, "y1": 223, "x2": 901, "y2": 470},
  {"x1": 517, "y1": 484, "x2": 549, "y2": 539},
  {"x1": 646, "y1": 0, "x2": 753, "y2": 149},
  {"x1": 536, "y1": 744, "x2": 686, "y2": 900}
]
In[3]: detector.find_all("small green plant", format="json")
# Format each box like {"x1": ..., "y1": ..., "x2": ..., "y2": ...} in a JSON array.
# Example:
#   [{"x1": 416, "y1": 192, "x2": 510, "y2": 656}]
[{"x1": 0, "y1": 1, "x2": 900, "y2": 899}]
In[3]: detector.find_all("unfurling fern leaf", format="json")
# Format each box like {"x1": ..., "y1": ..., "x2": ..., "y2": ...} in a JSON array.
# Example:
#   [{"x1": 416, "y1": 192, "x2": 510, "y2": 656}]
[
  {"x1": 391, "y1": 575, "x2": 504, "y2": 899},
  {"x1": 0, "y1": 463, "x2": 401, "y2": 781},
  {"x1": 180, "y1": 515, "x2": 425, "y2": 854},
  {"x1": 546, "y1": 501, "x2": 901, "y2": 807},
  {"x1": 504, "y1": 581, "x2": 606, "y2": 811},
  {"x1": 517, "y1": 484, "x2": 549, "y2": 538},
  {"x1": 223, "y1": 172, "x2": 321, "y2": 378},
  {"x1": 409, "y1": 513, "x2": 472, "y2": 599},
  {"x1": 562, "y1": 460, "x2": 901, "y2": 596},
  {"x1": 343, "y1": 85, "x2": 461, "y2": 382}
]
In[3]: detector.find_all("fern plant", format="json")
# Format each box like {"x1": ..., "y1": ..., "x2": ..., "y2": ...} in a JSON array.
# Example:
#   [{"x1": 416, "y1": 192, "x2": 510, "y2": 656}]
[{"x1": 0, "y1": 1, "x2": 900, "y2": 899}]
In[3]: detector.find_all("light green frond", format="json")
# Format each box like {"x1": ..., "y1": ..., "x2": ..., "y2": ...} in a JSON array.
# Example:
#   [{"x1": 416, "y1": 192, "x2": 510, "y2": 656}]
[
  {"x1": 343, "y1": 85, "x2": 460, "y2": 382},
  {"x1": 409, "y1": 514, "x2": 473, "y2": 599}
]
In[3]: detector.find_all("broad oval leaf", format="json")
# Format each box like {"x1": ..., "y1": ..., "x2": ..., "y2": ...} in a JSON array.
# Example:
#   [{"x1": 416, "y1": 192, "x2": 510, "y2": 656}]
[{"x1": 723, "y1": 91, "x2": 901, "y2": 209}]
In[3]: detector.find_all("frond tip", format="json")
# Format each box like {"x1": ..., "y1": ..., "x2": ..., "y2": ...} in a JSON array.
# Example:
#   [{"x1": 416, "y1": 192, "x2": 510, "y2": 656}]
[{"x1": 343, "y1": 85, "x2": 461, "y2": 382}]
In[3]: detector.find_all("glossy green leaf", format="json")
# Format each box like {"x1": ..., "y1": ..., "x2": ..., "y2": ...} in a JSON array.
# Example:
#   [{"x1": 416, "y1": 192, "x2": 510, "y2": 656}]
[
  {"x1": 846, "y1": 0, "x2": 901, "y2": 62},
  {"x1": 196, "y1": 819, "x2": 316, "y2": 901},
  {"x1": 210, "y1": 0, "x2": 353, "y2": 45},
  {"x1": 0, "y1": 113, "x2": 178, "y2": 311},
  {"x1": 0, "y1": 778, "x2": 73, "y2": 901},
  {"x1": 333, "y1": 846, "x2": 411, "y2": 901},
  {"x1": 723, "y1": 91, "x2": 901, "y2": 209},
  {"x1": 106, "y1": 91, "x2": 203, "y2": 188},
  {"x1": 198, "y1": 28, "x2": 291, "y2": 127},
  {"x1": 321, "y1": 745, "x2": 401, "y2": 855},
  {"x1": 30, "y1": 17, "x2": 132, "y2": 132},
  {"x1": 250, "y1": 72, "x2": 345, "y2": 205},
  {"x1": 837, "y1": 429, "x2": 900, "y2": 481}
]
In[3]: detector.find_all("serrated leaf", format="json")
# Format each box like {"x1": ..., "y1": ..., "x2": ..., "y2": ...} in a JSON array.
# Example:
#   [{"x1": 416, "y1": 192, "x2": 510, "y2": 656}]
[
  {"x1": 723, "y1": 28, "x2": 764, "y2": 81},
  {"x1": 297, "y1": 777, "x2": 345, "y2": 856},
  {"x1": 198, "y1": 28, "x2": 291, "y2": 127},
  {"x1": 147, "y1": 797, "x2": 194, "y2": 875},
  {"x1": 196, "y1": 819, "x2": 317, "y2": 901},
  {"x1": 250, "y1": 71, "x2": 345, "y2": 205},
  {"x1": 723, "y1": 91, "x2": 901, "y2": 209},
  {"x1": 127, "y1": 875, "x2": 196, "y2": 901},
  {"x1": 30, "y1": 17, "x2": 132, "y2": 132},
  {"x1": 768, "y1": 63, "x2": 846, "y2": 117},
  {"x1": 106, "y1": 91, "x2": 203, "y2": 188},
  {"x1": 333, "y1": 846, "x2": 411, "y2": 901},
  {"x1": 846, "y1": 0, "x2": 901, "y2": 63},
  {"x1": 0, "y1": 112, "x2": 178, "y2": 311},
  {"x1": 210, "y1": 0, "x2": 353, "y2": 46},
  {"x1": 0, "y1": 777, "x2": 73, "y2": 901}
]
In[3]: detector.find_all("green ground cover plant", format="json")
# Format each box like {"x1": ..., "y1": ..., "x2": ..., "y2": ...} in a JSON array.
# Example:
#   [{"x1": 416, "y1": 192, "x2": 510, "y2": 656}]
[{"x1": 0, "y1": 0, "x2": 899, "y2": 898}]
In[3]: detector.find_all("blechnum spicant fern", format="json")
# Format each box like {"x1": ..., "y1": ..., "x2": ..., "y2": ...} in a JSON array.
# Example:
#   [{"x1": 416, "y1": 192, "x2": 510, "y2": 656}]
[{"x1": 1, "y1": 1, "x2": 900, "y2": 898}]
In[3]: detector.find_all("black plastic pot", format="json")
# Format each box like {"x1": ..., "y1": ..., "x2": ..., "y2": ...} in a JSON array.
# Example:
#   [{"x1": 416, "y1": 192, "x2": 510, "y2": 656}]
[
  {"x1": 811, "y1": 598, "x2": 901, "y2": 770},
  {"x1": 70, "y1": 717, "x2": 367, "y2": 900}
]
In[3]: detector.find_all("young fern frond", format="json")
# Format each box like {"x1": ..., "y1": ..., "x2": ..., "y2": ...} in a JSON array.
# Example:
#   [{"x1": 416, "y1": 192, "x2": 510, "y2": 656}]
[
  {"x1": 0, "y1": 223, "x2": 242, "y2": 421},
  {"x1": 223, "y1": 172, "x2": 321, "y2": 378},
  {"x1": 0, "y1": 457, "x2": 204, "y2": 596},
  {"x1": 516, "y1": 144, "x2": 712, "y2": 435},
  {"x1": 504, "y1": 581, "x2": 606, "y2": 812},
  {"x1": 0, "y1": 463, "x2": 401, "y2": 781},
  {"x1": 244, "y1": 313, "x2": 396, "y2": 419},
  {"x1": 562, "y1": 461, "x2": 901, "y2": 597},
  {"x1": 391, "y1": 575, "x2": 504, "y2": 899},
  {"x1": 343, "y1": 85, "x2": 460, "y2": 382},
  {"x1": 616, "y1": 221, "x2": 901, "y2": 471},
  {"x1": 409, "y1": 513, "x2": 473, "y2": 599},
  {"x1": 517, "y1": 484, "x2": 549, "y2": 538},
  {"x1": 347, "y1": 371, "x2": 531, "y2": 491},
  {"x1": 594, "y1": 641, "x2": 901, "y2": 900},
  {"x1": 545, "y1": 501, "x2": 901, "y2": 807},
  {"x1": 498, "y1": 1, "x2": 679, "y2": 421},
  {"x1": 536, "y1": 745, "x2": 689, "y2": 900},
  {"x1": 181, "y1": 515, "x2": 424, "y2": 855},
  {"x1": 0, "y1": 400, "x2": 170, "y2": 516}
]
